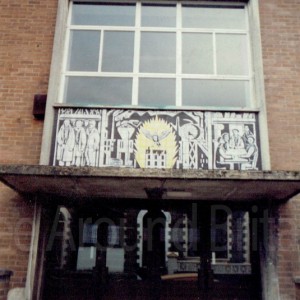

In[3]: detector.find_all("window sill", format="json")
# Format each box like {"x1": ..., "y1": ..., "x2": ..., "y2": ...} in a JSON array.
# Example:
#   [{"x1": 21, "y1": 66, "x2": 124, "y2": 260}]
[{"x1": 53, "y1": 102, "x2": 260, "y2": 112}]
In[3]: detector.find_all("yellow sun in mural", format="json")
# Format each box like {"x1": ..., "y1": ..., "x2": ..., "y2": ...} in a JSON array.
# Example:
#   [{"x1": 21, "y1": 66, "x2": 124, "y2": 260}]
[{"x1": 135, "y1": 117, "x2": 178, "y2": 168}]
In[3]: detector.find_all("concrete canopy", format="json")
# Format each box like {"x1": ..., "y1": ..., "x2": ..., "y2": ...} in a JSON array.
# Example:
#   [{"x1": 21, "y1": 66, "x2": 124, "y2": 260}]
[{"x1": 0, "y1": 165, "x2": 300, "y2": 202}]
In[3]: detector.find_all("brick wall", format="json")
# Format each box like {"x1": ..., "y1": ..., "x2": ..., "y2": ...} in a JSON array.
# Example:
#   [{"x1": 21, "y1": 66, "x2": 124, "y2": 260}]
[
  {"x1": 0, "y1": 0, "x2": 57, "y2": 294},
  {"x1": 260, "y1": 0, "x2": 300, "y2": 171},
  {"x1": 275, "y1": 195, "x2": 300, "y2": 300},
  {"x1": 0, "y1": 185, "x2": 33, "y2": 289},
  {"x1": 260, "y1": 0, "x2": 300, "y2": 298},
  {"x1": 0, "y1": 0, "x2": 57, "y2": 164}
]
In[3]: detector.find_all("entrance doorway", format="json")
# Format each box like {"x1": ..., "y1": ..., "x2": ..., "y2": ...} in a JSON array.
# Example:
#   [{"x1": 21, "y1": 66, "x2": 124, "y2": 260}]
[
  {"x1": 137, "y1": 209, "x2": 171, "y2": 275},
  {"x1": 41, "y1": 201, "x2": 262, "y2": 300}
]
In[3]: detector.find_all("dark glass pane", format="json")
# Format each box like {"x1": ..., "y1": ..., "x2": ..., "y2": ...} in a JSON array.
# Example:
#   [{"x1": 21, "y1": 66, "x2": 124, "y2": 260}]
[
  {"x1": 182, "y1": 6, "x2": 246, "y2": 29},
  {"x1": 140, "y1": 32, "x2": 176, "y2": 73},
  {"x1": 65, "y1": 77, "x2": 132, "y2": 105},
  {"x1": 68, "y1": 30, "x2": 100, "y2": 71},
  {"x1": 141, "y1": 4, "x2": 176, "y2": 27},
  {"x1": 182, "y1": 80, "x2": 249, "y2": 107},
  {"x1": 139, "y1": 78, "x2": 175, "y2": 106},
  {"x1": 102, "y1": 31, "x2": 134, "y2": 72},
  {"x1": 72, "y1": 3, "x2": 135, "y2": 26}
]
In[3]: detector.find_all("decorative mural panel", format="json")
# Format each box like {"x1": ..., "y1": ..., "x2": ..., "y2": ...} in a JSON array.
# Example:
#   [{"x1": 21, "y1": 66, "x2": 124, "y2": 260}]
[{"x1": 53, "y1": 108, "x2": 261, "y2": 170}]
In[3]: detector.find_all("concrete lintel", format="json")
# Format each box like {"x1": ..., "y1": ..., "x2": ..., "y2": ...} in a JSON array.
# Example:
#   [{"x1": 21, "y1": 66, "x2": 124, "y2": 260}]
[{"x1": 0, "y1": 164, "x2": 300, "y2": 202}]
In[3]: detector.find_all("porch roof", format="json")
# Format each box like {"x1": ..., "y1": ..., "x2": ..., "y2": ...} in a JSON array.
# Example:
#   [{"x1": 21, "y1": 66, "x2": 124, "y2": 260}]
[{"x1": 0, "y1": 164, "x2": 300, "y2": 202}]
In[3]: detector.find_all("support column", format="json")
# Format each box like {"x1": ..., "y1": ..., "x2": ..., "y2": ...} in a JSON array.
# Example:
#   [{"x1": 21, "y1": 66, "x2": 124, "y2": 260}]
[
  {"x1": 198, "y1": 204, "x2": 213, "y2": 293},
  {"x1": 230, "y1": 211, "x2": 246, "y2": 263}
]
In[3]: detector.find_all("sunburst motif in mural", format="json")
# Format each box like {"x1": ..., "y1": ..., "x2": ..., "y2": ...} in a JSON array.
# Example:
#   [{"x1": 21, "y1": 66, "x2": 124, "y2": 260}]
[{"x1": 135, "y1": 116, "x2": 178, "y2": 168}]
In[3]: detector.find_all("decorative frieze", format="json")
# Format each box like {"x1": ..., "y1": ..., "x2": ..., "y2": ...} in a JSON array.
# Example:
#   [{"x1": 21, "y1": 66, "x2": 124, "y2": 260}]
[{"x1": 52, "y1": 108, "x2": 261, "y2": 171}]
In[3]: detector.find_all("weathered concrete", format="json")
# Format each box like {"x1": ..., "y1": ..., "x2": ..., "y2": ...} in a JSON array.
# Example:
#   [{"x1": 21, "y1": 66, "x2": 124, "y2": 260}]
[{"x1": 0, "y1": 164, "x2": 300, "y2": 202}]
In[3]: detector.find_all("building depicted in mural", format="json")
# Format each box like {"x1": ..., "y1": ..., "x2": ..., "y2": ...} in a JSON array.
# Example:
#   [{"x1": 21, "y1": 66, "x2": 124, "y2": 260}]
[{"x1": 2, "y1": 1, "x2": 300, "y2": 300}]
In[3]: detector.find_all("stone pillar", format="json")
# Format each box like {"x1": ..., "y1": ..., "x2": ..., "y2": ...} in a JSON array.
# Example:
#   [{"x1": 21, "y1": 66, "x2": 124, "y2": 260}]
[
  {"x1": 198, "y1": 205, "x2": 213, "y2": 291},
  {"x1": 230, "y1": 211, "x2": 246, "y2": 263},
  {"x1": 123, "y1": 209, "x2": 138, "y2": 274},
  {"x1": 0, "y1": 270, "x2": 13, "y2": 300}
]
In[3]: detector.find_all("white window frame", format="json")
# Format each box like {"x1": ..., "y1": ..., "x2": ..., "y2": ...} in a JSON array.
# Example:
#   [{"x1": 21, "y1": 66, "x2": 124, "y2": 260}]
[{"x1": 58, "y1": 1, "x2": 254, "y2": 109}]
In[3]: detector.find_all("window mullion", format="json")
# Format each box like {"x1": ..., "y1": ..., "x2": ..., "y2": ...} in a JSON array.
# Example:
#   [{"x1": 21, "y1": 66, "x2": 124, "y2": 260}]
[
  {"x1": 245, "y1": 5, "x2": 254, "y2": 108},
  {"x1": 98, "y1": 29, "x2": 104, "y2": 72},
  {"x1": 176, "y1": 2, "x2": 182, "y2": 107},
  {"x1": 132, "y1": 2, "x2": 141, "y2": 106},
  {"x1": 213, "y1": 31, "x2": 217, "y2": 75}
]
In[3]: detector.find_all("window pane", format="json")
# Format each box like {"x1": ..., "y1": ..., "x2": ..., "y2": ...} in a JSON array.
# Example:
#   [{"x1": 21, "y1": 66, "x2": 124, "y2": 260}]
[
  {"x1": 72, "y1": 3, "x2": 136, "y2": 26},
  {"x1": 83, "y1": 224, "x2": 98, "y2": 245},
  {"x1": 139, "y1": 78, "x2": 175, "y2": 106},
  {"x1": 108, "y1": 225, "x2": 120, "y2": 247},
  {"x1": 67, "y1": 30, "x2": 100, "y2": 72},
  {"x1": 102, "y1": 31, "x2": 134, "y2": 72},
  {"x1": 65, "y1": 77, "x2": 132, "y2": 105},
  {"x1": 140, "y1": 32, "x2": 176, "y2": 73},
  {"x1": 141, "y1": 4, "x2": 176, "y2": 27},
  {"x1": 182, "y1": 6, "x2": 246, "y2": 29},
  {"x1": 182, "y1": 33, "x2": 213, "y2": 74},
  {"x1": 216, "y1": 34, "x2": 249, "y2": 75},
  {"x1": 182, "y1": 80, "x2": 249, "y2": 107}
]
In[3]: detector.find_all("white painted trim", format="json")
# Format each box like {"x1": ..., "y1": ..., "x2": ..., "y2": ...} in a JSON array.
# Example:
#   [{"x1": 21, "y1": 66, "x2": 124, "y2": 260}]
[
  {"x1": 98, "y1": 30, "x2": 104, "y2": 72},
  {"x1": 247, "y1": 0, "x2": 271, "y2": 170},
  {"x1": 137, "y1": 210, "x2": 147, "y2": 267},
  {"x1": 40, "y1": 0, "x2": 70, "y2": 165},
  {"x1": 57, "y1": 2, "x2": 72, "y2": 104},
  {"x1": 25, "y1": 200, "x2": 42, "y2": 300},
  {"x1": 137, "y1": 210, "x2": 171, "y2": 267},
  {"x1": 69, "y1": 25, "x2": 248, "y2": 34},
  {"x1": 52, "y1": 102, "x2": 261, "y2": 112},
  {"x1": 64, "y1": 72, "x2": 250, "y2": 80}
]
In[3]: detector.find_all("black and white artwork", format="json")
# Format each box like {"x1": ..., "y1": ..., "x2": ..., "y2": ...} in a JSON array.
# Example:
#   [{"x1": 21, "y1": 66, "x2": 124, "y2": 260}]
[
  {"x1": 53, "y1": 108, "x2": 261, "y2": 170},
  {"x1": 212, "y1": 112, "x2": 261, "y2": 170}
]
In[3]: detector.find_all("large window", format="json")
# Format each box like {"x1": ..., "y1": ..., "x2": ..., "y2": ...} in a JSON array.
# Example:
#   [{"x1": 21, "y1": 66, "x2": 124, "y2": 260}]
[{"x1": 61, "y1": 1, "x2": 252, "y2": 108}]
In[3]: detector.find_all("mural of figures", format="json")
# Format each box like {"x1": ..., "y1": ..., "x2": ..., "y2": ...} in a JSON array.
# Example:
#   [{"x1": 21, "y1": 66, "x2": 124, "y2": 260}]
[
  {"x1": 54, "y1": 109, "x2": 101, "y2": 167},
  {"x1": 85, "y1": 120, "x2": 100, "y2": 167},
  {"x1": 53, "y1": 109, "x2": 261, "y2": 170},
  {"x1": 73, "y1": 120, "x2": 86, "y2": 167},
  {"x1": 56, "y1": 119, "x2": 75, "y2": 166},
  {"x1": 212, "y1": 113, "x2": 260, "y2": 170}
]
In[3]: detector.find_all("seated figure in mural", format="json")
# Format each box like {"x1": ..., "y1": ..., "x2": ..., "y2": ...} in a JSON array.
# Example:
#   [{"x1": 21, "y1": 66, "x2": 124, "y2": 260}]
[
  {"x1": 85, "y1": 120, "x2": 100, "y2": 167},
  {"x1": 56, "y1": 119, "x2": 75, "y2": 166},
  {"x1": 239, "y1": 136, "x2": 258, "y2": 170},
  {"x1": 229, "y1": 129, "x2": 245, "y2": 149},
  {"x1": 216, "y1": 133, "x2": 233, "y2": 168},
  {"x1": 73, "y1": 120, "x2": 87, "y2": 167}
]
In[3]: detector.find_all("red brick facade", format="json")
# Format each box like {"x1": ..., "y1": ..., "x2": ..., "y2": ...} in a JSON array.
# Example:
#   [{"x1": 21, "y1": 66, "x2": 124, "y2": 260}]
[
  {"x1": 260, "y1": 1, "x2": 300, "y2": 299},
  {"x1": 260, "y1": 0, "x2": 300, "y2": 171},
  {"x1": 0, "y1": 0, "x2": 57, "y2": 293},
  {"x1": 1, "y1": 0, "x2": 300, "y2": 299}
]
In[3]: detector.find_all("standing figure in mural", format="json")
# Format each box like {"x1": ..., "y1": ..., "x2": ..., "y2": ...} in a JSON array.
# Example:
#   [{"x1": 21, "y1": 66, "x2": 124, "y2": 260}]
[
  {"x1": 56, "y1": 119, "x2": 75, "y2": 166},
  {"x1": 241, "y1": 125, "x2": 254, "y2": 148},
  {"x1": 73, "y1": 120, "x2": 87, "y2": 167},
  {"x1": 85, "y1": 120, "x2": 100, "y2": 167},
  {"x1": 229, "y1": 129, "x2": 245, "y2": 149},
  {"x1": 239, "y1": 136, "x2": 258, "y2": 170}
]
